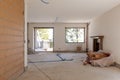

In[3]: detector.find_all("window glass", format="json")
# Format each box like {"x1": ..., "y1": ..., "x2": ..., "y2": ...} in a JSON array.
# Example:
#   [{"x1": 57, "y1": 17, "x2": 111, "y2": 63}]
[{"x1": 65, "y1": 27, "x2": 85, "y2": 43}]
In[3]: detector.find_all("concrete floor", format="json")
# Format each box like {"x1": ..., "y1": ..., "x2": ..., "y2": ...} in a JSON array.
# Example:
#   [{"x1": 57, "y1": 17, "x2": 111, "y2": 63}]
[{"x1": 16, "y1": 53, "x2": 120, "y2": 80}]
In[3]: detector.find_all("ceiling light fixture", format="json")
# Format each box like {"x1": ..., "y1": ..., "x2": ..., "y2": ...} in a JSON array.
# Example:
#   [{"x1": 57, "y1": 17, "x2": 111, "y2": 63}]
[{"x1": 41, "y1": 0, "x2": 49, "y2": 4}]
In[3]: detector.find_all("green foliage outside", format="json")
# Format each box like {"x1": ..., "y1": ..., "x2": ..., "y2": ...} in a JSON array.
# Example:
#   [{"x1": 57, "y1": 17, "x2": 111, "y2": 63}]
[
  {"x1": 38, "y1": 29, "x2": 49, "y2": 40},
  {"x1": 66, "y1": 28, "x2": 84, "y2": 43}
]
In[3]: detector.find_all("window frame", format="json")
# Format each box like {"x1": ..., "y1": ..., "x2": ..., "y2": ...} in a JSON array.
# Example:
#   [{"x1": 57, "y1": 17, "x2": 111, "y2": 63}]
[{"x1": 65, "y1": 27, "x2": 85, "y2": 43}]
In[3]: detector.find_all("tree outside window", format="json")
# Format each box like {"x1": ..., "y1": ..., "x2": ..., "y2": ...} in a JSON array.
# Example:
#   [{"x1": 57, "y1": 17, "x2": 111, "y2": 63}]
[{"x1": 65, "y1": 27, "x2": 85, "y2": 43}]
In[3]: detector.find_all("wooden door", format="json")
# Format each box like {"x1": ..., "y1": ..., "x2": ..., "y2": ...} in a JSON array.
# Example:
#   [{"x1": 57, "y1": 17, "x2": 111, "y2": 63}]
[{"x1": 0, "y1": 0, "x2": 24, "y2": 80}]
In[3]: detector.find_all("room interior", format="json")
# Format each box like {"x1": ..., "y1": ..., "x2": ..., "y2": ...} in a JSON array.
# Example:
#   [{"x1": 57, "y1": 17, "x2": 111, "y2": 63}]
[{"x1": 1, "y1": 0, "x2": 120, "y2": 80}]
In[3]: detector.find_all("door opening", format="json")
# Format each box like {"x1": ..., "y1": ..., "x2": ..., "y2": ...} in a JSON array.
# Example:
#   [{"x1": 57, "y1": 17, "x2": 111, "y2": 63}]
[
  {"x1": 93, "y1": 39, "x2": 100, "y2": 51},
  {"x1": 34, "y1": 27, "x2": 54, "y2": 52},
  {"x1": 91, "y1": 36, "x2": 104, "y2": 52}
]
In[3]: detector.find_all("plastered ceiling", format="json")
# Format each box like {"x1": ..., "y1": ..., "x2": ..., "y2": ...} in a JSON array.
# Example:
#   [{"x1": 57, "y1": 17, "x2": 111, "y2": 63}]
[{"x1": 26, "y1": 0, "x2": 120, "y2": 23}]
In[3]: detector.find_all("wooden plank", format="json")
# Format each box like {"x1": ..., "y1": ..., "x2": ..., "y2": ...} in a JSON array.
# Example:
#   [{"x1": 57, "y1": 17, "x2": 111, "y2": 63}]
[
  {"x1": 0, "y1": 42, "x2": 23, "y2": 50},
  {"x1": 0, "y1": 36, "x2": 23, "y2": 42},
  {"x1": 0, "y1": 20, "x2": 24, "y2": 31}
]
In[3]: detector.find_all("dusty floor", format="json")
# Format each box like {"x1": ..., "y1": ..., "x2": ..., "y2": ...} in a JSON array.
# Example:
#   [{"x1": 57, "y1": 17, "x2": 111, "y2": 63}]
[{"x1": 16, "y1": 53, "x2": 120, "y2": 80}]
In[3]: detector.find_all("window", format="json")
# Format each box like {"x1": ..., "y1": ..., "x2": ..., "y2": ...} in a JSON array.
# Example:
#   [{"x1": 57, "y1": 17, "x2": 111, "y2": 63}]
[{"x1": 65, "y1": 27, "x2": 85, "y2": 43}]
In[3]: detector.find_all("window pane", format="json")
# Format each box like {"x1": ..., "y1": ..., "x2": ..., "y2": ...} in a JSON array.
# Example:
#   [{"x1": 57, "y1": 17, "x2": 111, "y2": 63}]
[
  {"x1": 66, "y1": 28, "x2": 84, "y2": 43},
  {"x1": 78, "y1": 28, "x2": 84, "y2": 42}
]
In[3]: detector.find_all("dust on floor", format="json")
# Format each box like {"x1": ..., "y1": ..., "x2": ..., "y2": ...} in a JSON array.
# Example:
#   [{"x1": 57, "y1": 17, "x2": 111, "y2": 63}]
[{"x1": 16, "y1": 53, "x2": 120, "y2": 80}]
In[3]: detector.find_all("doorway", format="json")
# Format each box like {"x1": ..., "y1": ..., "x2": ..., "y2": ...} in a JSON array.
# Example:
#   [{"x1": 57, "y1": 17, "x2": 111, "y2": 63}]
[
  {"x1": 93, "y1": 39, "x2": 100, "y2": 51},
  {"x1": 34, "y1": 27, "x2": 54, "y2": 52},
  {"x1": 91, "y1": 36, "x2": 104, "y2": 52}
]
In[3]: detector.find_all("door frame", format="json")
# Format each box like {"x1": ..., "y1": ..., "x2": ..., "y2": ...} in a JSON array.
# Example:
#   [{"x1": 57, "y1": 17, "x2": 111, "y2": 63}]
[{"x1": 34, "y1": 27, "x2": 54, "y2": 52}]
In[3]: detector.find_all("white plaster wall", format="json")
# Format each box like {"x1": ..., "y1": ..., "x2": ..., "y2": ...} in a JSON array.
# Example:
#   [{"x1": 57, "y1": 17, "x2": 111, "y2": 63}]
[
  {"x1": 89, "y1": 4, "x2": 120, "y2": 64},
  {"x1": 24, "y1": 0, "x2": 28, "y2": 67},
  {"x1": 28, "y1": 23, "x2": 87, "y2": 52}
]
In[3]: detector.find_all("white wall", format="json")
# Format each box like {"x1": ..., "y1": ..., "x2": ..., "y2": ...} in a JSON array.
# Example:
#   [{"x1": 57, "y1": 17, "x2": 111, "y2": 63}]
[
  {"x1": 28, "y1": 23, "x2": 87, "y2": 52},
  {"x1": 89, "y1": 4, "x2": 120, "y2": 63},
  {"x1": 24, "y1": 0, "x2": 28, "y2": 67}
]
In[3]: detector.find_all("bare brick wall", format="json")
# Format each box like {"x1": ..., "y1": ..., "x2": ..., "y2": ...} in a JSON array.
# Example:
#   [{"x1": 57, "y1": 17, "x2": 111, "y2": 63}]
[{"x1": 0, "y1": 0, "x2": 24, "y2": 80}]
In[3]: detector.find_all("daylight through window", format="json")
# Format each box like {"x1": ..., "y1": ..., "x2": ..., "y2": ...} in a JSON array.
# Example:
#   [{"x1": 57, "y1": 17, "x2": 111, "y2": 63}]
[{"x1": 65, "y1": 27, "x2": 85, "y2": 43}]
